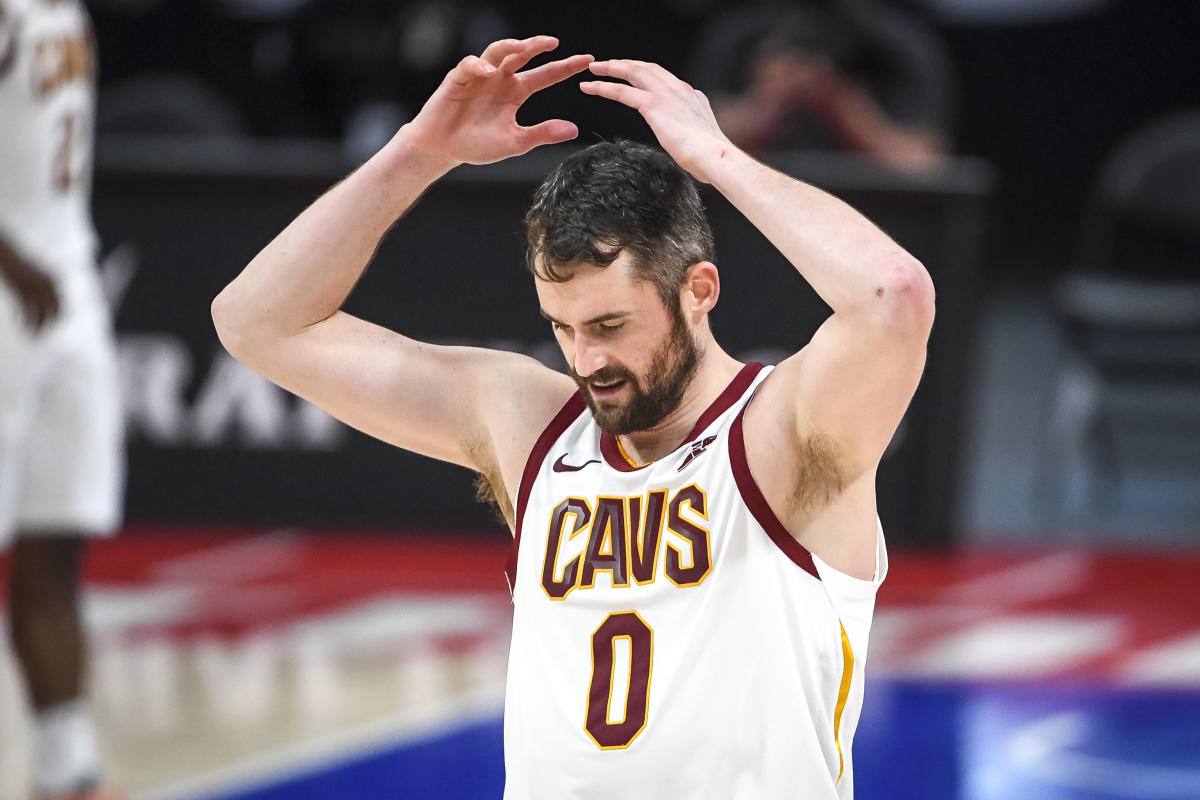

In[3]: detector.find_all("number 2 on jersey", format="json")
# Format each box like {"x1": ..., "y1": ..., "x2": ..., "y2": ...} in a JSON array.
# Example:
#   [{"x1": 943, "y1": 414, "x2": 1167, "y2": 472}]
[
  {"x1": 53, "y1": 112, "x2": 86, "y2": 193},
  {"x1": 586, "y1": 611, "x2": 653, "y2": 749}
]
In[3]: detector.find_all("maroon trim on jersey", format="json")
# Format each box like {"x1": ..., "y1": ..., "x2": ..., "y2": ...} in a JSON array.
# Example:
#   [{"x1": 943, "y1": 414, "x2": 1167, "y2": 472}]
[
  {"x1": 600, "y1": 429, "x2": 643, "y2": 472},
  {"x1": 729, "y1": 405, "x2": 820, "y2": 580},
  {"x1": 506, "y1": 392, "x2": 587, "y2": 595},
  {"x1": 684, "y1": 361, "x2": 765, "y2": 441},
  {"x1": 598, "y1": 362, "x2": 766, "y2": 472}
]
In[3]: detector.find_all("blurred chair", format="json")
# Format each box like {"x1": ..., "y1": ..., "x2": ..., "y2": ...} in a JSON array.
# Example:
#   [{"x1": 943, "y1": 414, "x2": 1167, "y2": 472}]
[
  {"x1": 97, "y1": 72, "x2": 247, "y2": 138},
  {"x1": 1038, "y1": 110, "x2": 1200, "y2": 514}
]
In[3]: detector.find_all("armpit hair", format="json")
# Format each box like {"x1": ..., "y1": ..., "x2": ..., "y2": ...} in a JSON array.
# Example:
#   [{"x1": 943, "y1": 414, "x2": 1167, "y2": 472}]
[
  {"x1": 465, "y1": 438, "x2": 513, "y2": 528},
  {"x1": 792, "y1": 430, "x2": 844, "y2": 514},
  {"x1": 474, "y1": 470, "x2": 513, "y2": 528}
]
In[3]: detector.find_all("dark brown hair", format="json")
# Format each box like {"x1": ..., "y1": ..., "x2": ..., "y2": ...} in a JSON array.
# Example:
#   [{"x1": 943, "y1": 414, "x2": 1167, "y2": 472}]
[{"x1": 525, "y1": 140, "x2": 715, "y2": 309}]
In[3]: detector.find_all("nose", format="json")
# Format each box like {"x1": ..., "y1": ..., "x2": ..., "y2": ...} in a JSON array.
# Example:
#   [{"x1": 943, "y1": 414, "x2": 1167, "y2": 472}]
[{"x1": 573, "y1": 336, "x2": 609, "y2": 379}]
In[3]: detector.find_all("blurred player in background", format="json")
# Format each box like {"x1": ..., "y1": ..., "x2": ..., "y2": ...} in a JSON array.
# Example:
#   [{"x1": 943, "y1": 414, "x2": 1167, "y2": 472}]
[
  {"x1": 0, "y1": 1, "x2": 124, "y2": 798},
  {"x1": 214, "y1": 36, "x2": 932, "y2": 798}
]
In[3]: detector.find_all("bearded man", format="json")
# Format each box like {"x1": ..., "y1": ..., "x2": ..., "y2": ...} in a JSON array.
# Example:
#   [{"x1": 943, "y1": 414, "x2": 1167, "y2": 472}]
[{"x1": 212, "y1": 35, "x2": 934, "y2": 800}]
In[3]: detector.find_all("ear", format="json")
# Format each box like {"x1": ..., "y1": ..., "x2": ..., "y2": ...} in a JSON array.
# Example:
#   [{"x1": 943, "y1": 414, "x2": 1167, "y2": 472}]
[{"x1": 682, "y1": 262, "x2": 720, "y2": 320}]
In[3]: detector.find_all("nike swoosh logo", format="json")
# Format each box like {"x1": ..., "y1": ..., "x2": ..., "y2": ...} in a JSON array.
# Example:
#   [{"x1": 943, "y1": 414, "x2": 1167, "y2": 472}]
[{"x1": 553, "y1": 454, "x2": 600, "y2": 473}]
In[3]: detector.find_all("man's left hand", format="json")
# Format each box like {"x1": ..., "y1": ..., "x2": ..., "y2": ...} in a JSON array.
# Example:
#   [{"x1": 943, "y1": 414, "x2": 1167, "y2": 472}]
[{"x1": 581, "y1": 60, "x2": 733, "y2": 184}]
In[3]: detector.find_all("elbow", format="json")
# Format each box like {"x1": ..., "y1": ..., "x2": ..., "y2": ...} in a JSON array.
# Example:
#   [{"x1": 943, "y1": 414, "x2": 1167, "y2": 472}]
[
  {"x1": 211, "y1": 287, "x2": 252, "y2": 361},
  {"x1": 875, "y1": 255, "x2": 935, "y2": 336}
]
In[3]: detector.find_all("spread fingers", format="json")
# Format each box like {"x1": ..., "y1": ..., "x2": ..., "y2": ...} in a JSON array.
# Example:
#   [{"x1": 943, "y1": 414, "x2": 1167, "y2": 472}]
[{"x1": 519, "y1": 54, "x2": 595, "y2": 94}]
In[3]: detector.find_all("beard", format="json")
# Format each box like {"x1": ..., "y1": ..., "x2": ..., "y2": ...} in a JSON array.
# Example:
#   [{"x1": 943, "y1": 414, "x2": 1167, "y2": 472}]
[{"x1": 570, "y1": 307, "x2": 701, "y2": 436}]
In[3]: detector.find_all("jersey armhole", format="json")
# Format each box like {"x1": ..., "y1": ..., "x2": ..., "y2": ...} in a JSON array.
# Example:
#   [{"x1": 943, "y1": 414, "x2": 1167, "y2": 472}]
[
  {"x1": 814, "y1": 522, "x2": 888, "y2": 647},
  {"x1": 505, "y1": 392, "x2": 587, "y2": 593},
  {"x1": 813, "y1": 521, "x2": 889, "y2": 593}
]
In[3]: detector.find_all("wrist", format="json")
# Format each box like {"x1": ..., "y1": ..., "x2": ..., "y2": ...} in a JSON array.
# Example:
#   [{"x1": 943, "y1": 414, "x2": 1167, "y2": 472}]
[
  {"x1": 691, "y1": 139, "x2": 754, "y2": 187},
  {"x1": 377, "y1": 126, "x2": 462, "y2": 182}
]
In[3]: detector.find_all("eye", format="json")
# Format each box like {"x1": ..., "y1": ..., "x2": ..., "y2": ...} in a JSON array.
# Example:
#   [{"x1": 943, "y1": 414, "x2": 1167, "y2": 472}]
[
  {"x1": 597, "y1": 322, "x2": 625, "y2": 335},
  {"x1": 551, "y1": 321, "x2": 572, "y2": 335}
]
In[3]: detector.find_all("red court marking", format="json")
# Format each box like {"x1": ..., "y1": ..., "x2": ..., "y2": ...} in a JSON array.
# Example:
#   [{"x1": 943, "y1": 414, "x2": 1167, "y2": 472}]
[
  {"x1": 2, "y1": 527, "x2": 513, "y2": 641},
  {"x1": 3, "y1": 529, "x2": 1199, "y2": 682}
]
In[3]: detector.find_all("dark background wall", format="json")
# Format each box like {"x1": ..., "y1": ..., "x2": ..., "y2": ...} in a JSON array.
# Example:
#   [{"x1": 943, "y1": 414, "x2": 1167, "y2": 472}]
[
  {"x1": 933, "y1": 0, "x2": 1200, "y2": 272},
  {"x1": 87, "y1": 0, "x2": 1200, "y2": 274}
]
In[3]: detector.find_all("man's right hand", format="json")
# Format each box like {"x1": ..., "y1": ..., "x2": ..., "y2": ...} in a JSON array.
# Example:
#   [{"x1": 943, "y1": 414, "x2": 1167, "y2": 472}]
[
  {"x1": 0, "y1": 244, "x2": 59, "y2": 332},
  {"x1": 213, "y1": 36, "x2": 582, "y2": 512},
  {"x1": 402, "y1": 36, "x2": 593, "y2": 168}
]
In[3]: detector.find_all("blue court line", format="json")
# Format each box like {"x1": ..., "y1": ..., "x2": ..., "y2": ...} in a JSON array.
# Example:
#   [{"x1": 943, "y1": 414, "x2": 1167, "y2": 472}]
[{"x1": 200, "y1": 713, "x2": 505, "y2": 800}]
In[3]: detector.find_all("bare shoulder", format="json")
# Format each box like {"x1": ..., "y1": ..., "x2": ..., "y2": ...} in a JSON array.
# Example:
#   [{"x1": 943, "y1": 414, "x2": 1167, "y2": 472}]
[
  {"x1": 474, "y1": 350, "x2": 578, "y2": 468},
  {"x1": 741, "y1": 355, "x2": 880, "y2": 580}
]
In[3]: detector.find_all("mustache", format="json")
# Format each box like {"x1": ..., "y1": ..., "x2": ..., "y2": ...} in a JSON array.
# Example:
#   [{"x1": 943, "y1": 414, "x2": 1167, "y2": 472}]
[{"x1": 570, "y1": 365, "x2": 635, "y2": 388}]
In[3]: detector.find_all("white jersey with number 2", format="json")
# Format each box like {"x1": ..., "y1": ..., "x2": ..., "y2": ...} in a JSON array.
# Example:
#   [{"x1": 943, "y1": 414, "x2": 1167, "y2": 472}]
[
  {"x1": 0, "y1": 0, "x2": 98, "y2": 277},
  {"x1": 504, "y1": 362, "x2": 887, "y2": 799}
]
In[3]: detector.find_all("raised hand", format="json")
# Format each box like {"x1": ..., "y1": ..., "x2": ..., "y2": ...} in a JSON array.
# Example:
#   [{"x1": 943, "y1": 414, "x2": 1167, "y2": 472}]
[
  {"x1": 404, "y1": 36, "x2": 593, "y2": 168},
  {"x1": 581, "y1": 60, "x2": 733, "y2": 184}
]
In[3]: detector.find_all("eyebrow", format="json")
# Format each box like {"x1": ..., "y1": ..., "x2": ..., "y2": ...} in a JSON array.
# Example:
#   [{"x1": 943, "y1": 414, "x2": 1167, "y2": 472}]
[{"x1": 538, "y1": 309, "x2": 630, "y2": 327}]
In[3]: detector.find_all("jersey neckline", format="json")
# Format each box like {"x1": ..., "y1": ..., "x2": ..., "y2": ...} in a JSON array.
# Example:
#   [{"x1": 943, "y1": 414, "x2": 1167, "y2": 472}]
[{"x1": 599, "y1": 362, "x2": 767, "y2": 472}]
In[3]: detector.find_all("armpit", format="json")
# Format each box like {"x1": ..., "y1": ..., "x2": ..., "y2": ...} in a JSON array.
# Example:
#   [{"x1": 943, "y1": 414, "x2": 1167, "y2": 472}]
[
  {"x1": 474, "y1": 469, "x2": 514, "y2": 528},
  {"x1": 792, "y1": 430, "x2": 844, "y2": 514},
  {"x1": 465, "y1": 437, "x2": 513, "y2": 528}
]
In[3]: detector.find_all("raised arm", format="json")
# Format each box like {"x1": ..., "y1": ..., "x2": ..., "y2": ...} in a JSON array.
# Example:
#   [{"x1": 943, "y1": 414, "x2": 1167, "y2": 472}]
[
  {"x1": 212, "y1": 37, "x2": 590, "y2": 511},
  {"x1": 582, "y1": 60, "x2": 934, "y2": 575}
]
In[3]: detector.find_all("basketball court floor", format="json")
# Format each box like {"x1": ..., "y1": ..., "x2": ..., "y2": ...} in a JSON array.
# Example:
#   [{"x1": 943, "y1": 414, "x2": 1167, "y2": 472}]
[{"x1": 2, "y1": 525, "x2": 1198, "y2": 800}]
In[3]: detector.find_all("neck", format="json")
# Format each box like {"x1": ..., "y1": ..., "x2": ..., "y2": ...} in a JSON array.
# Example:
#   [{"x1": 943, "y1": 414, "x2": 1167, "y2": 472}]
[{"x1": 618, "y1": 344, "x2": 743, "y2": 465}]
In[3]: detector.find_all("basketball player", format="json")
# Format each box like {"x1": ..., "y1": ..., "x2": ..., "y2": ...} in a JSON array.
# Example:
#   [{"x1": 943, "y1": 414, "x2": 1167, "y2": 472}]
[
  {"x1": 213, "y1": 36, "x2": 933, "y2": 798},
  {"x1": 0, "y1": 1, "x2": 124, "y2": 798}
]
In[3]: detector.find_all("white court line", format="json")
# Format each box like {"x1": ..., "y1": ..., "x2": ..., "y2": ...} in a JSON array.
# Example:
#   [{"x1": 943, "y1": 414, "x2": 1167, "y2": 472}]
[
  {"x1": 900, "y1": 614, "x2": 1121, "y2": 678},
  {"x1": 1120, "y1": 629, "x2": 1200, "y2": 686},
  {"x1": 942, "y1": 552, "x2": 1090, "y2": 607},
  {"x1": 1007, "y1": 711, "x2": 1200, "y2": 799},
  {"x1": 131, "y1": 682, "x2": 506, "y2": 800},
  {"x1": 151, "y1": 530, "x2": 303, "y2": 582},
  {"x1": 85, "y1": 586, "x2": 199, "y2": 638}
]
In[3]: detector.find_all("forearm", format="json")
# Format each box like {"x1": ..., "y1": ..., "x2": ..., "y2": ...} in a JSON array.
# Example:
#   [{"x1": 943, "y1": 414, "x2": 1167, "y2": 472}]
[
  {"x1": 212, "y1": 129, "x2": 456, "y2": 352},
  {"x1": 703, "y1": 146, "x2": 933, "y2": 324}
]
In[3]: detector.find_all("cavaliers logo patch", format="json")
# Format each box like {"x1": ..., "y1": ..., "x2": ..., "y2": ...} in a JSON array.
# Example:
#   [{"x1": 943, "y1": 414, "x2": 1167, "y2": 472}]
[{"x1": 677, "y1": 435, "x2": 717, "y2": 471}]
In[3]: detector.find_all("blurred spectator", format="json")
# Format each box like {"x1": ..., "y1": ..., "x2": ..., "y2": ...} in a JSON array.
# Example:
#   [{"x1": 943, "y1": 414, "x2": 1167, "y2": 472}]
[{"x1": 689, "y1": 0, "x2": 955, "y2": 170}]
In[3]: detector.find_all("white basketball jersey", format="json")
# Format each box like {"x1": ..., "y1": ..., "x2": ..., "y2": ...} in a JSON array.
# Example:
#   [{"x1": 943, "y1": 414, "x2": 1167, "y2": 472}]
[
  {"x1": 0, "y1": 0, "x2": 98, "y2": 277},
  {"x1": 504, "y1": 363, "x2": 888, "y2": 799}
]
